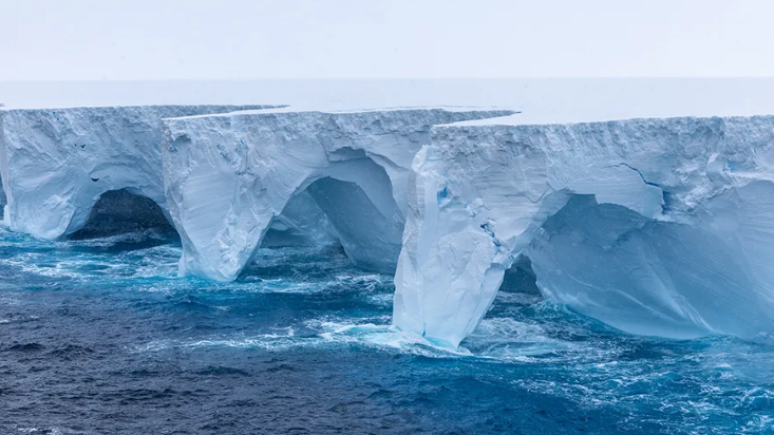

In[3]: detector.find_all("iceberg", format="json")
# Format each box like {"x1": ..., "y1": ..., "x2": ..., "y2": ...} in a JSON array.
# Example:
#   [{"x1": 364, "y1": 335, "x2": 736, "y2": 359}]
[
  {"x1": 3, "y1": 92, "x2": 774, "y2": 348},
  {"x1": 393, "y1": 115, "x2": 774, "y2": 347},
  {"x1": 0, "y1": 105, "x2": 275, "y2": 239},
  {"x1": 161, "y1": 108, "x2": 515, "y2": 281}
]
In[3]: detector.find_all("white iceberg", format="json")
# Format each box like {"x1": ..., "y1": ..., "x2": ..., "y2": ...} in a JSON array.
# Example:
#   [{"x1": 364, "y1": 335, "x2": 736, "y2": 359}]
[
  {"x1": 393, "y1": 115, "x2": 774, "y2": 347},
  {"x1": 5, "y1": 94, "x2": 774, "y2": 348}
]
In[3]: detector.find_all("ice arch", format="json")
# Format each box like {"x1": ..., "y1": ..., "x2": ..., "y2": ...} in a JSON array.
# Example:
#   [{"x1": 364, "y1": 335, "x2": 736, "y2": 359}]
[
  {"x1": 254, "y1": 156, "x2": 404, "y2": 271},
  {"x1": 302, "y1": 158, "x2": 405, "y2": 272},
  {"x1": 393, "y1": 115, "x2": 774, "y2": 347},
  {"x1": 0, "y1": 105, "x2": 275, "y2": 239},
  {"x1": 161, "y1": 108, "x2": 515, "y2": 281},
  {"x1": 527, "y1": 194, "x2": 774, "y2": 340}
]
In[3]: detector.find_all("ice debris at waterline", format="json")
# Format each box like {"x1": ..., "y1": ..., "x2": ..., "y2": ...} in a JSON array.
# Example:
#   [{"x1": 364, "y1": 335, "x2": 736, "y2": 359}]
[{"x1": 3, "y1": 104, "x2": 774, "y2": 348}]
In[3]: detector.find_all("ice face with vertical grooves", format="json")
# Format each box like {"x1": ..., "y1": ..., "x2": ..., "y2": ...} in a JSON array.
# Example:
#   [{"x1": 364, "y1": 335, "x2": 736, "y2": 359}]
[
  {"x1": 0, "y1": 105, "x2": 277, "y2": 239},
  {"x1": 161, "y1": 108, "x2": 516, "y2": 282},
  {"x1": 393, "y1": 115, "x2": 774, "y2": 347}
]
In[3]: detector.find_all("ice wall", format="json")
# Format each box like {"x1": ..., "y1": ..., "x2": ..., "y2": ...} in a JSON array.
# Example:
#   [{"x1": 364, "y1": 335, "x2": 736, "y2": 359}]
[
  {"x1": 393, "y1": 115, "x2": 774, "y2": 347},
  {"x1": 0, "y1": 105, "x2": 274, "y2": 239},
  {"x1": 161, "y1": 108, "x2": 515, "y2": 281}
]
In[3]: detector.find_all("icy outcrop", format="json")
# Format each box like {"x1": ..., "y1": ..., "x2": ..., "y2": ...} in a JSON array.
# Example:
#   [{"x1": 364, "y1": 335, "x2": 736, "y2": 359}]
[
  {"x1": 161, "y1": 108, "x2": 515, "y2": 281},
  {"x1": 393, "y1": 115, "x2": 774, "y2": 347},
  {"x1": 0, "y1": 105, "x2": 274, "y2": 239}
]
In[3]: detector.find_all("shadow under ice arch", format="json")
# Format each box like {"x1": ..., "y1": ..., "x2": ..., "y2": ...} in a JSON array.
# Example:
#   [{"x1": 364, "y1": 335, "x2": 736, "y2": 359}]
[
  {"x1": 393, "y1": 115, "x2": 774, "y2": 348},
  {"x1": 161, "y1": 108, "x2": 516, "y2": 281},
  {"x1": 69, "y1": 188, "x2": 177, "y2": 240},
  {"x1": 300, "y1": 158, "x2": 404, "y2": 272}
]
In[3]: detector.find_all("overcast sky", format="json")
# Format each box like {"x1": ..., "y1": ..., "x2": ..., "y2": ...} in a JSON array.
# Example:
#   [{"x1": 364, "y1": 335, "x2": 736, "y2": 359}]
[{"x1": 1, "y1": 0, "x2": 773, "y2": 80}]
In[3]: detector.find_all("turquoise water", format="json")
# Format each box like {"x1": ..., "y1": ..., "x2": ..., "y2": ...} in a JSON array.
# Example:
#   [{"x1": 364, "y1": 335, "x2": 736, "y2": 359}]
[{"x1": 1, "y1": 226, "x2": 773, "y2": 434}]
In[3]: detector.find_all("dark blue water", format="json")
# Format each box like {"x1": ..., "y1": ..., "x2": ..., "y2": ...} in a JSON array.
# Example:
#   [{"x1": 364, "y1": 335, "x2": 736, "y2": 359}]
[{"x1": 1, "y1": 227, "x2": 774, "y2": 434}]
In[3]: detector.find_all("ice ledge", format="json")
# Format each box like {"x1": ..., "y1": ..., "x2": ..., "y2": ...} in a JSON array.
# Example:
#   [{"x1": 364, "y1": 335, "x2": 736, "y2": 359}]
[
  {"x1": 163, "y1": 105, "x2": 516, "y2": 120},
  {"x1": 438, "y1": 112, "x2": 774, "y2": 127}
]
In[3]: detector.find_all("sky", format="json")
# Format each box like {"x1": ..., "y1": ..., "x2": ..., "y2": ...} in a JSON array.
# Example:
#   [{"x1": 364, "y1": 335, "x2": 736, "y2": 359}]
[{"x1": 1, "y1": 0, "x2": 773, "y2": 80}]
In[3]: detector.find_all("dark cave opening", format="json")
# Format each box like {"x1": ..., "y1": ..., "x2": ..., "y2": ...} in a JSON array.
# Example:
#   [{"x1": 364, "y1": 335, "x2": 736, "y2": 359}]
[{"x1": 69, "y1": 189, "x2": 177, "y2": 240}]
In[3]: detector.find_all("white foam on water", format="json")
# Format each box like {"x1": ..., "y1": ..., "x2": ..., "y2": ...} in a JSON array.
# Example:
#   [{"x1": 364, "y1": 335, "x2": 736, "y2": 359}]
[
  {"x1": 59, "y1": 228, "x2": 173, "y2": 248},
  {"x1": 135, "y1": 313, "x2": 608, "y2": 362}
]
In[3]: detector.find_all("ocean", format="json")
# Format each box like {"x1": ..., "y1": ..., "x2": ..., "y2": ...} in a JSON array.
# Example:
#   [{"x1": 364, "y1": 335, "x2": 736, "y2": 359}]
[{"x1": 1, "y1": 223, "x2": 773, "y2": 434}]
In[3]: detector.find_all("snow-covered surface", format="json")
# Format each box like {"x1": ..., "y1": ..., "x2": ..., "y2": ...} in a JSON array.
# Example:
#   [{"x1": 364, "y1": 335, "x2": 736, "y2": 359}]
[
  {"x1": 161, "y1": 108, "x2": 515, "y2": 281},
  {"x1": 0, "y1": 105, "x2": 275, "y2": 239},
  {"x1": 393, "y1": 115, "x2": 774, "y2": 347}
]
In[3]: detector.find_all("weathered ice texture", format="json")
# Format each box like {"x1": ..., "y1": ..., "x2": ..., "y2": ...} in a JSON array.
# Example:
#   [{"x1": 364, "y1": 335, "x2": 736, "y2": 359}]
[
  {"x1": 393, "y1": 116, "x2": 774, "y2": 347},
  {"x1": 0, "y1": 105, "x2": 275, "y2": 239},
  {"x1": 162, "y1": 108, "x2": 515, "y2": 281}
]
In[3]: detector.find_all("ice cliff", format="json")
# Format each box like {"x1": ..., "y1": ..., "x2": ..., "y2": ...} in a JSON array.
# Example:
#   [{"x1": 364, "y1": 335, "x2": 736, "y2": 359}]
[
  {"x1": 161, "y1": 108, "x2": 515, "y2": 281},
  {"x1": 4, "y1": 100, "x2": 774, "y2": 348},
  {"x1": 0, "y1": 105, "x2": 274, "y2": 239},
  {"x1": 393, "y1": 115, "x2": 774, "y2": 347}
]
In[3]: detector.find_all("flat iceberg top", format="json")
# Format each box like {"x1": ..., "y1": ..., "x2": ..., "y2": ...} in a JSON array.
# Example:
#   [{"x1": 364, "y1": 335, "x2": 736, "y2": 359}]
[
  {"x1": 162, "y1": 105, "x2": 516, "y2": 121},
  {"x1": 439, "y1": 113, "x2": 774, "y2": 130},
  {"x1": 4, "y1": 78, "x2": 774, "y2": 122},
  {"x1": 0, "y1": 104, "x2": 283, "y2": 113},
  {"x1": 433, "y1": 78, "x2": 774, "y2": 127}
]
